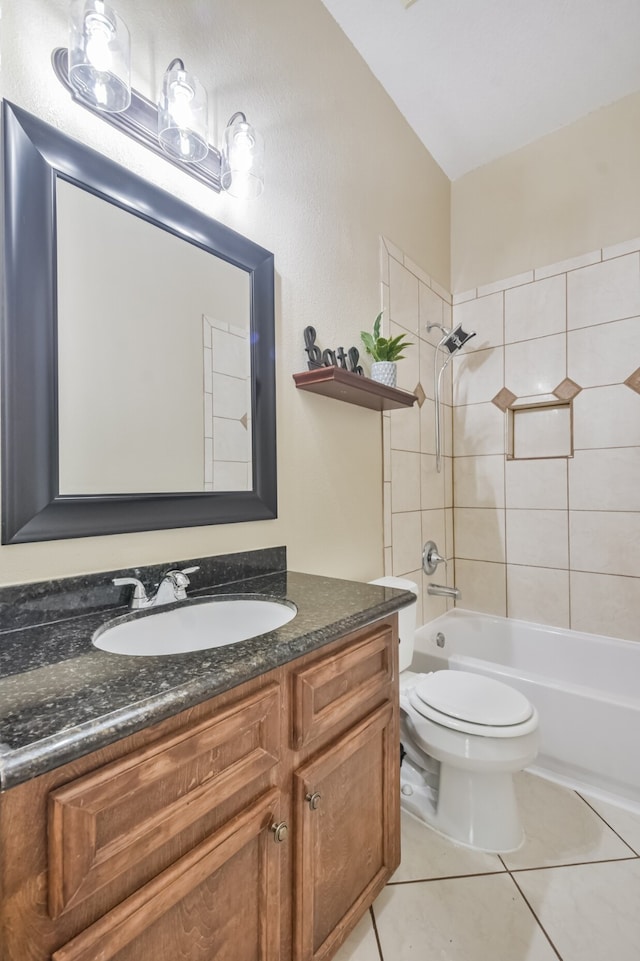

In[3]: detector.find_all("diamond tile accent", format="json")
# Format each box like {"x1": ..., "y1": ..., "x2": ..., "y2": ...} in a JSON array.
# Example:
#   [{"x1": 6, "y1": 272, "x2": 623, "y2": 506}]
[
  {"x1": 553, "y1": 377, "x2": 583, "y2": 401},
  {"x1": 624, "y1": 367, "x2": 640, "y2": 394},
  {"x1": 491, "y1": 387, "x2": 517, "y2": 412},
  {"x1": 413, "y1": 382, "x2": 426, "y2": 408}
]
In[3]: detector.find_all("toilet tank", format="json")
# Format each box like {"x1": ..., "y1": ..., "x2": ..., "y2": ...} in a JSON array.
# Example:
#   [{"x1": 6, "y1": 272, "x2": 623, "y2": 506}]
[{"x1": 369, "y1": 577, "x2": 418, "y2": 672}]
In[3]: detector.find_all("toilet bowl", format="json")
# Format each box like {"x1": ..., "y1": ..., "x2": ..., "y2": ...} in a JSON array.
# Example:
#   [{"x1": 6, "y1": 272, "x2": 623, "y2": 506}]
[{"x1": 369, "y1": 577, "x2": 539, "y2": 853}]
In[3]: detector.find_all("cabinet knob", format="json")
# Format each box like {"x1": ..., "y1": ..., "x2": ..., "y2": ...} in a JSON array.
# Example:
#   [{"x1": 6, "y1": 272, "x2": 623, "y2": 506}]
[
  {"x1": 306, "y1": 792, "x2": 322, "y2": 810},
  {"x1": 271, "y1": 821, "x2": 289, "y2": 843}
]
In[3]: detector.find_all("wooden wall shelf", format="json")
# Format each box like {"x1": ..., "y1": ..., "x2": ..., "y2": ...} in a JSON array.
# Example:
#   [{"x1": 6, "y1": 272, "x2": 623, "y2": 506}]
[{"x1": 293, "y1": 367, "x2": 417, "y2": 411}]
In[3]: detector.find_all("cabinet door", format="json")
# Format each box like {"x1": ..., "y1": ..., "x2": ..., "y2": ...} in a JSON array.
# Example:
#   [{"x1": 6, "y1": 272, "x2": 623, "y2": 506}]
[
  {"x1": 293, "y1": 702, "x2": 399, "y2": 961},
  {"x1": 51, "y1": 790, "x2": 284, "y2": 961}
]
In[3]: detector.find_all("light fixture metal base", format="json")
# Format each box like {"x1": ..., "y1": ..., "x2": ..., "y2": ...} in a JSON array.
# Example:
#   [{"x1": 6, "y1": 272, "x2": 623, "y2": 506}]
[{"x1": 52, "y1": 47, "x2": 222, "y2": 192}]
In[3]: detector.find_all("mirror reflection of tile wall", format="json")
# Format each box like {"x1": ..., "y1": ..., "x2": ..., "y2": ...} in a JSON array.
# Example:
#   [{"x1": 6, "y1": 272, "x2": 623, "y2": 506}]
[
  {"x1": 202, "y1": 315, "x2": 252, "y2": 492},
  {"x1": 451, "y1": 240, "x2": 640, "y2": 641},
  {"x1": 380, "y1": 237, "x2": 456, "y2": 627}
]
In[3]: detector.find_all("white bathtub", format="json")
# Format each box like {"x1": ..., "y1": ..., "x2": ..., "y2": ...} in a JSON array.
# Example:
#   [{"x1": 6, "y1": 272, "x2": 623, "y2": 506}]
[{"x1": 412, "y1": 609, "x2": 640, "y2": 812}]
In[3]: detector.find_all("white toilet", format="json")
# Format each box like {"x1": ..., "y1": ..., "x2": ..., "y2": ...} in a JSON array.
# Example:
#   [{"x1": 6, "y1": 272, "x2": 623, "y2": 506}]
[{"x1": 371, "y1": 577, "x2": 539, "y2": 853}]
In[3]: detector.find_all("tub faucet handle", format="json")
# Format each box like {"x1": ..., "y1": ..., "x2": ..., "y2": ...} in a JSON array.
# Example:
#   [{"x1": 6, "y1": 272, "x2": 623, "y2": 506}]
[{"x1": 423, "y1": 540, "x2": 447, "y2": 575}]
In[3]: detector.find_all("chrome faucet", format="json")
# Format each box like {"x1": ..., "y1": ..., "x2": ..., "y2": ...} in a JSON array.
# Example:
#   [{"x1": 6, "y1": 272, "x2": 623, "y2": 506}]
[
  {"x1": 423, "y1": 540, "x2": 447, "y2": 575},
  {"x1": 427, "y1": 583, "x2": 461, "y2": 600},
  {"x1": 113, "y1": 566, "x2": 200, "y2": 610}
]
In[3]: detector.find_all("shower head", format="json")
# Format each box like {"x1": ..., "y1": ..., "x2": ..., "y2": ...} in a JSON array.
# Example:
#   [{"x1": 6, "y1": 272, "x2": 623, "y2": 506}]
[{"x1": 442, "y1": 323, "x2": 476, "y2": 354}]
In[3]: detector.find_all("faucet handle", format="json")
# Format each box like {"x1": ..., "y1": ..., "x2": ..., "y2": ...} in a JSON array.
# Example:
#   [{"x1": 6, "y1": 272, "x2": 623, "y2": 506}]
[
  {"x1": 422, "y1": 541, "x2": 447, "y2": 575},
  {"x1": 112, "y1": 577, "x2": 149, "y2": 609},
  {"x1": 161, "y1": 565, "x2": 200, "y2": 600}
]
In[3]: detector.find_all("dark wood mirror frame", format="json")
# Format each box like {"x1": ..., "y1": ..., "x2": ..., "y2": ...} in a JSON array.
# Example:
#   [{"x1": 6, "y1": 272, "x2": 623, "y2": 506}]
[{"x1": 1, "y1": 101, "x2": 277, "y2": 544}]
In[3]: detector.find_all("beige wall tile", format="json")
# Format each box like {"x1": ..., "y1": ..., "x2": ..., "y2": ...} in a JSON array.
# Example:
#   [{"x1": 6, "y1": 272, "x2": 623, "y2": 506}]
[
  {"x1": 419, "y1": 337, "x2": 437, "y2": 400},
  {"x1": 389, "y1": 257, "x2": 420, "y2": 334},
  {"x1": 569, "y1": 448, "x2": 640, "y2": 511},
  {"x1": 383, "y1": 414, "x2": 391, "y2": 482},
  {"x1": 511, "y1": 405, "x2": 572, "y2": 459},
  {"x1": 383, "y1": 482, "x2": 392, "y2": 549},
  {"x1": 506, "y1": 565, "x2": 570, "y2": 628},
  {"x1": 570, "y1": 571, "x2": 640, "y2": 641},
  {"x1": 390, "y1": 401, "x2": 421, "y2": 453},
  {"x1": 419, "y1": 397, "x2": 437, "y2": 455},
  {"x1": 573, "y1": 385, "x2": 640, "y2": 449},
  {"x1": 392, "y1": 511, "x2": 423, "y2": 576},
  {"x1": 452, "y1": 291, "x2": 504, "y2": 350},
  {"x1": 445, "y1": 508, "x2": 454, "y2": 561},
  {"x1": 404, "y1": 256, "x2": 431, "y2": 286},
  {"x1": 420, "y1": 283, "x2": 446, "y2": 343},
  {"x1": 443, "y1": 455, "x2": 453, "y2": 509},
  {"x1": 391, "y1": 450, "x2": 421, "y2": 513},
  {"x1": 504, "y1": 274, "x2": 566, "y2": 344},
  {"x1": 454, "y1": 507, "x2": 505, "y2": 562},
  {"x1": 390, "y1": 320, "x2": 420, "y2": 392},
  {"x1": 568, "y1": 317, "x2": 640, "y2": 388},
  {"x1": 420, "y1": 454, "x2": 446, "y2": 511},
  {"x1": 505, "y1": 333, "x2": 566, "y2": 397},
  {"x1": 421, "y1": 508, "x2": 446, "y2": 557},
  {"x1": 453, "y1": 288, "x2": 477, "y2": 305},
  {"x1": 477, "y1": 270, "x2": 534, "y2": 297},
  {"x1": 421, "y1": 572, "x2": 448, "y2": 624},
  {"x1": 505, "y1": 459, "x2": 568, "y2": 509},
  {"x1": 453, "y1": 346, "x2": 504, "y2": 406},
  {"x1": 454, "y1": 559, "x2": 507, "y2": 616},
  {"x1": 570, "y1": 511, "x2": 640, "y2": 577},
  {"x1": 567, "y1": 253, "x2": 640, "y2": 330},
  {"x1": 430, "y1": 278, "x2": 452, "y2": 304},
  {"x1": 506, "y1": 509, "x2": 569, "y2": 568},
  {"x1": 534, "y1": 249, "x2": 601, "y2": 280},
  {"x1": 602, "y1": 237, "x2": 640, "y2": 260},
  {"x1": 454, "y1": 454, "x2": 505, "y2": 508},
  {"x1": 453, "y1": 402, "x2": 506, "y2": 456}
]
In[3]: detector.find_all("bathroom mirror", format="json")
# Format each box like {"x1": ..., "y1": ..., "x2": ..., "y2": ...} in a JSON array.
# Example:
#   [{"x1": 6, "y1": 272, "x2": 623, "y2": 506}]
[{"x1": 1, "y1": 101, "x2": 277, "y2": 543}]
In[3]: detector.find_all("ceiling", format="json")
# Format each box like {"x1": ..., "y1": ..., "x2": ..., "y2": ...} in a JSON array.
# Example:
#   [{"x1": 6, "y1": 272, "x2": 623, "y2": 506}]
[{"x1": 319, "y1": 0, "x2": 640, "y2": 180}]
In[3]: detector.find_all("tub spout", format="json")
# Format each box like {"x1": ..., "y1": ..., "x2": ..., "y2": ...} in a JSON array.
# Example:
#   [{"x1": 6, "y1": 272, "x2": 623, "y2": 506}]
[{"x1": 427, "y1": 583, "x2": 461, "y2": 600}]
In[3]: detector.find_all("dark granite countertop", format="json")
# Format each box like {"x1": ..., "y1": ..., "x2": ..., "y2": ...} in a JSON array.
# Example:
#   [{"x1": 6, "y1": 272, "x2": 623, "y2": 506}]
[{"x1": 0, "y1": 553, "x2": 413, "y2": 791}]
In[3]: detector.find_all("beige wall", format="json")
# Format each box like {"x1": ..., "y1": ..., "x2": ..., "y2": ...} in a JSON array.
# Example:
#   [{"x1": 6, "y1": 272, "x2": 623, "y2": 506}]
[
  {"x1": 0, "y1": 0, "x2": 449, "y2": 585},
  {"x1": 452, "y1": 91, "x2": 640, "y2": 293}
]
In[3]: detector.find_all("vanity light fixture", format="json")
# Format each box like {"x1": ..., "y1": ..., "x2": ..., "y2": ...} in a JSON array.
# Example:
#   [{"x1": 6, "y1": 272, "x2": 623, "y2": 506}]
[
  {"x1": 158, "y1": 58, "x2": 209, "y2": 163},
  {"x1": 52, "y1": 3, "x2": 264, "y2": 196},
  {"x1": 221, "y1": 112, "x2": 265, "y2": 200},
  {"x1": 68, "y1": 0, "x2": 131, "y2": 113}
]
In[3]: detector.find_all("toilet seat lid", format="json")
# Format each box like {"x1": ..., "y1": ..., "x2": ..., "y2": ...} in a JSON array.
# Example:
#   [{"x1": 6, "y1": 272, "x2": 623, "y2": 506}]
[{"x1": 413, "y1": 670, "x2": 533, "y2": 726}]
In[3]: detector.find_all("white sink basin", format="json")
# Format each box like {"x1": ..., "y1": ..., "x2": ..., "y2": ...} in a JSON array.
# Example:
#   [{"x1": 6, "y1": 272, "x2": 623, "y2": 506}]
[{"x1": 92, "y1": 595, "x2": 297, "y2": 656}]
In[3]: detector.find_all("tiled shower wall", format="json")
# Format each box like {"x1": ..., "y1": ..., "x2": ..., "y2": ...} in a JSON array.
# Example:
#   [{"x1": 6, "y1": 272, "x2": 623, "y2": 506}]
[
  {"x1": 380, "y1": 238, "x2": 458, "y2": 625},
  {"x1": 451, "y1": 241, "x2": 640, "y2": 642}
]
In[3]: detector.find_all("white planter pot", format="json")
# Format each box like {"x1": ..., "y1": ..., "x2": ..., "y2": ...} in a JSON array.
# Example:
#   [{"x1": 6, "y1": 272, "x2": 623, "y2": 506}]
[{"x1": 370, "y1": 361, "x2": 397, "y2": 388}]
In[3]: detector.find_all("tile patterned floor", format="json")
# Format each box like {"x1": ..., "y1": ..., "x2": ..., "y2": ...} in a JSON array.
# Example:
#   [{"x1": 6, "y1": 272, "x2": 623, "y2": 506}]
[{"x1": 334, "y1": 772, "x2": 640, "y2": 961}]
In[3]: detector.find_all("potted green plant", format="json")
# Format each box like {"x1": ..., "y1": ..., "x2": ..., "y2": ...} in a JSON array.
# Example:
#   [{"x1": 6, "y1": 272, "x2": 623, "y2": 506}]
[{"x1": 360, "y1": 311, "x2": 413, "y2": 387}]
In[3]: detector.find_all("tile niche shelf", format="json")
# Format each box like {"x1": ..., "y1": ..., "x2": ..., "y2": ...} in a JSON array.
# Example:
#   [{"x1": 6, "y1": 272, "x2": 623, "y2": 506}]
[{"x1": 293, "y1": 366, "x2": 417, "y2": 411}]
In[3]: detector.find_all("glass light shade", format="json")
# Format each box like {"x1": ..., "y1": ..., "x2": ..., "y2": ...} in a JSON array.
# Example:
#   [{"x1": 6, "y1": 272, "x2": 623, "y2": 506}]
[
  {"x1": 158, "y1": 62, "x2": 209, "y2": 163},
  {"x1": 69, "y1": 0, "x2": 131, "y2": 112},
  {"x1": 221, "y1": 115, "x2": 265, "y2": 199}
]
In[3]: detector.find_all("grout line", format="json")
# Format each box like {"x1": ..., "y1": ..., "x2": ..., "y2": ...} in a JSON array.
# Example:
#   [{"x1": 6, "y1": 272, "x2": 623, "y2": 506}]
[
  {"x1": 507, "y1": 855, "x2": 639, "y2": 873},
  {"x1": 369, "y1": 904, "x2": 385, "y2": 961},
  {"x1": 387, "y1": 869, "x2": 507, "y2": 886},
  {"x1": 508, "y1": 872, "x2": 564, "y2": 960},
  {"x1": 576, "y1": 793, "x2": 640, "y2": 857}
]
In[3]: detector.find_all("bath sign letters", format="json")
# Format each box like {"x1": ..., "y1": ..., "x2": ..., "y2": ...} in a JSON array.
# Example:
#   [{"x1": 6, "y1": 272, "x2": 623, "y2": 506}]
[{"x1": 303, "y1": 326, "x2": 364, "y2": 374}]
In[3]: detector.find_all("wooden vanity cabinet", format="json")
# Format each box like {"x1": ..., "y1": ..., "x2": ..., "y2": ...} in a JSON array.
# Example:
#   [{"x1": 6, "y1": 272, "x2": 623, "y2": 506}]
[{"x1": 0, "y1": 617, "x2": 399, "y2": 961}]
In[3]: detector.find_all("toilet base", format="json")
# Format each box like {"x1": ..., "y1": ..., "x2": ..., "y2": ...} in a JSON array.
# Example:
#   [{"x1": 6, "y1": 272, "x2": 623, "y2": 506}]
[{"x1": 400, "y1": 755, "x2": 525, "y2": 853}]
